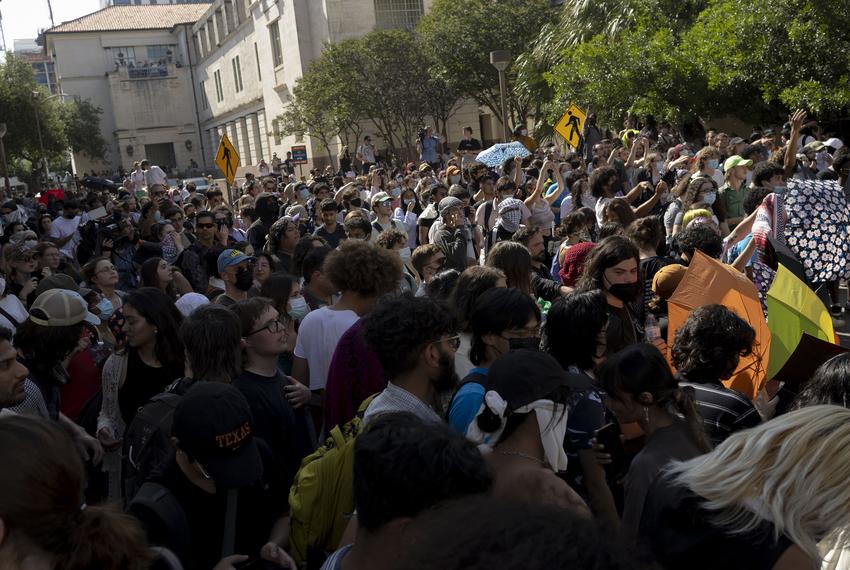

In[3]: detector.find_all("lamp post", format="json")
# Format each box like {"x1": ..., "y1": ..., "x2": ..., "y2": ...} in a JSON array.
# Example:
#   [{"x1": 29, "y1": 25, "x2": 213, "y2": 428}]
[
  {"x1": 0, "y1": 123, "x2": 10, "y2": 196},
  {"x1": 490, "y1": 50, "x2": 512, "y2": 142},
  {"x1": 31, "y1": 91, "x2": 51, "y2": 183}
]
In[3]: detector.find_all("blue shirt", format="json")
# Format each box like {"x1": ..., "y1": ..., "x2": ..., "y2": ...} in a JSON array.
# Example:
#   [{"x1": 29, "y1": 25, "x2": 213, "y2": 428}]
[
  {"x1": 448, "y1": 367, "x2": 488, "y2": 435},
  {"x1": 419, "y1": 136, "x2": 440, "y2": 163},
  {"x1": 727, "y1": 233, "x2": 755, "y2": 267}
]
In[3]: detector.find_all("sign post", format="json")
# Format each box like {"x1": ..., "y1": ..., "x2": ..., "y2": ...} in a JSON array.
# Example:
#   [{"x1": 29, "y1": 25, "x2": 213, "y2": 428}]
[
  {"x1": 290, "y1": 145, "x2": 308, "y2": 179},
  {"x1": 215, "y1": 134, "x2": 240, "y2": 187},
  {"x1": 554, "y1": 104, "x2": 587, "y2": 151}
]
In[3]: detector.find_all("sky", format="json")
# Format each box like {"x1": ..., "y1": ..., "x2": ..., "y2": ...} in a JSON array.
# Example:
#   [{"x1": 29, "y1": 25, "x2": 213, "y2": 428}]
[{"x1": 1, "y1": 0, "x2": 100, "y2": 52}]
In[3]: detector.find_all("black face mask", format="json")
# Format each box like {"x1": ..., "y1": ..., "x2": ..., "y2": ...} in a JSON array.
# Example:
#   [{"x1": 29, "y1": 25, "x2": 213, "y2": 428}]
[
  {"x1": 508, "y1": 336, "x2": 541, "y2": 351},
  {"x1": 234, "y1": 267, "x2": 254, "y2": 291},
  {"x1": 606, "y1": 281, "x2": 641, "y2": 303}
]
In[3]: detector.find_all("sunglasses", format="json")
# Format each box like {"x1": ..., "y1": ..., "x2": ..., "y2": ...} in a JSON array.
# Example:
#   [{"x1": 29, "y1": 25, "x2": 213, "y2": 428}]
[{"x1": 430, "y1": 334, "x2": 461, "y2": 350}]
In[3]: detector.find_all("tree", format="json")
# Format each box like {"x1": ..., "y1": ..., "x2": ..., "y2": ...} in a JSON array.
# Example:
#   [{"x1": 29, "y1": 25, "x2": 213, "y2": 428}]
[
  {"x1": 61, "y1": 97, "x2": 108, "y2": 160},
  {"x1": 417, "y1": 0, "x2": 556, "y2": 129},
  {"x1": 277, "y1": 81, "x2": 339, "y2": 168}
]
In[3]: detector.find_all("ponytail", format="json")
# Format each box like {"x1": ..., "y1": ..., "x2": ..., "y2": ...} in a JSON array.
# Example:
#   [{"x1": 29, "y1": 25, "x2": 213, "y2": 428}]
[
  {"x1": 66, "y1": 503, "x2": 152, "y2": 570},
  {"x1": 674, "y1": 386, "x2": 712, "y2": 453}
]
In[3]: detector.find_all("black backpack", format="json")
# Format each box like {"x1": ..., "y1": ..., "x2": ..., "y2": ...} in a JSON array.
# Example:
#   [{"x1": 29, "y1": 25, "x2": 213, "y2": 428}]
[{"x1": 122, "y1": 379, "x2": 193, "y2": 504}]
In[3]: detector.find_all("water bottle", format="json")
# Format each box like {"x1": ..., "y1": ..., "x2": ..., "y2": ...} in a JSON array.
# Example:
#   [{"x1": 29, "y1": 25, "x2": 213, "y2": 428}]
[{"x1": 645, "y1": 313, "x2": 661, "y2": 342}]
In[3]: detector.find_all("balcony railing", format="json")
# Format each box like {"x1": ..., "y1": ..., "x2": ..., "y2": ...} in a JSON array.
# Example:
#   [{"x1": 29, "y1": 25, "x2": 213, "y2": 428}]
[{"x1": 114, "y1": 58, "x2": 183, "y2": 80}]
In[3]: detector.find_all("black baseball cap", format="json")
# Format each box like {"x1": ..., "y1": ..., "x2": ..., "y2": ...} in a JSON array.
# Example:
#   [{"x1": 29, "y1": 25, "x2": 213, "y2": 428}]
[
  {"x1": 172, "y1": 383, "x2": 263, "y2": 489},
  {"x1": 487, "y1": 349, "x2": 591, "y2": 412}
]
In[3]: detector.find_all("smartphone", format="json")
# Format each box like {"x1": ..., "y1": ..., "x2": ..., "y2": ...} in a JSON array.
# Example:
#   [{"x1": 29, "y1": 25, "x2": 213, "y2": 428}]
[{"x1": 595, "y1": 422, "x2": 627, "y2": 479}]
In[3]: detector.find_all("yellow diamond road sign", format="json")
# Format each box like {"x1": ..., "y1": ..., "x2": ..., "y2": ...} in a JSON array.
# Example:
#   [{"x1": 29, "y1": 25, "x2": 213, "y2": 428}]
[
  {"x1": 215, "y1": 134, "x2": 240, "y2": 185},
  {"x1": 554, "y1": 104, "x2": 587, "y2": 149}
]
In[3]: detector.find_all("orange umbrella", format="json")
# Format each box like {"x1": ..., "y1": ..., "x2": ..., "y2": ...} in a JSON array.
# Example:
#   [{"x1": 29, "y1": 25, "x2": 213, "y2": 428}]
[{"x1": 667, "y1": 250, "x2": 771, "y2": 400}]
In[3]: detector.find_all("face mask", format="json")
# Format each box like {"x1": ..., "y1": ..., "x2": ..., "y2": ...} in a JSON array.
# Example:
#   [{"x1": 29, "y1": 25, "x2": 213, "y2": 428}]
[
  {"x1": 288, "y1": 295, "x2": 310, "y2": 320},
  {"x1": 402, "y1": 199, "x2": 413, "y2": 206},
  {"x1": 449, "y1": 175, "x2": 461, "y2": 184},
  {"x1": 299, "y1": 188, "x2": 311, "y2": 201},
  {"x1": 707, "y1": 159, "x2": 719, "y2": 170},
  {"x1": 234, "y1": 267, "x2": 254, "y2": 291},
  {"x1": 508, "y1": 336, "x2": 540, "y2": 351},
  {"x1": 702, "y1": 190, "x2": 717, "y2": 205},
  {"x1": 605, "y1": 279, "x2": 641, "y2": 303},
  {"x1": 520, "y1": 129, "x2": 528, "y2": 137},
  {"x1": 745, "y1": 171, "x2": 753, "y2": 186},
  {"x1": 96, "y1": 297, "x2": 114, "y2": 321},
  {"x1": 154, "y1": 210, "x2": 162, "y2": 222},
  {"x1": 772, "y1": 186, "x2": 786, "y2": 196},
  {"x1": 390, "y1": 187, "x2": 402, "y2": 198},
  {"x1": 397, "y1": 247, "x2": 411, "y2": 263},
  {"x1": 0, "y1": 276, "x2": 6, "y2": 296},
  {"x1": 654, "y1": 161, "x2": 664, "y2": 173}
]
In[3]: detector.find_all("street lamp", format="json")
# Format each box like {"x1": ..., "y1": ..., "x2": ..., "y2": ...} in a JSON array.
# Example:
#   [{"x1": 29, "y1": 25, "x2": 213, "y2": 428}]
[
  {"x1": 490, "y1": 50, "x2": 512, "y2": 142},
  {"x1": 31, "y1": 91, "x2": 70, "y2": 187},
  {"x1": 0, "y1": 123, "x2": 9, "y2": 196}
]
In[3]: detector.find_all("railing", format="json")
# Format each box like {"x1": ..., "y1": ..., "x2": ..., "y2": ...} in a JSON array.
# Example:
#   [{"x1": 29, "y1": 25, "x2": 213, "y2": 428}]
[{"x1": 114, "y1": 59, "x2": 183, "y2": 80}]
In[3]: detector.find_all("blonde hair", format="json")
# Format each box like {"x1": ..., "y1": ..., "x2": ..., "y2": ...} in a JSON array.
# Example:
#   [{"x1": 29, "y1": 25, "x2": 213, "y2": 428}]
[{"x1": 668, "y1": 405, "x2": 850, "y2": 561}]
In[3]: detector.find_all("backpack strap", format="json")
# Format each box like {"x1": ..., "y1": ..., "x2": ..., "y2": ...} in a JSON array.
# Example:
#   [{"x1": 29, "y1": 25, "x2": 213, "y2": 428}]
[
  {"x1": 128, "y1": 482, "x2": 192, "y2": 567},
  {"x1": 221, "y1": 489, "x2": 239, "y2": 559},
  {"x1": 0, "y1": 304, "x2": 20, "y2": 327},
  {"x1": 446, "y1": 372, "x2": 487, "y2": 418}
]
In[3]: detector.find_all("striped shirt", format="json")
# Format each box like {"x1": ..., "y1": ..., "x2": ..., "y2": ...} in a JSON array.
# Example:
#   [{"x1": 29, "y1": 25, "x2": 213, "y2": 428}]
[{"x1": 679, "y1": 379, "x2": 760, "y2": 445}]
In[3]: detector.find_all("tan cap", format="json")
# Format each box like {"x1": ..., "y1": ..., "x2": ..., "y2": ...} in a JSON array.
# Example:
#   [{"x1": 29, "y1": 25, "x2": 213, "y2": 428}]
[
  {"x1": 29, "y1": 289, "x2": 100, "y2": 327},
  {"x1": 652, "y1": 264, "x2": 687, "y2": 300}
]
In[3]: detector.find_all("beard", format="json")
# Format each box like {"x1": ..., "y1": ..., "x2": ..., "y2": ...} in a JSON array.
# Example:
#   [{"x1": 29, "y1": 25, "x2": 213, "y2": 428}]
[{"x1": 433, "y1": 349, "x2": 459, "y2": 393}]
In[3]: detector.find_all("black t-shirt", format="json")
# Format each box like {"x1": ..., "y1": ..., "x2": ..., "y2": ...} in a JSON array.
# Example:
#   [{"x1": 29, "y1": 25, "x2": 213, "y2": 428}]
[
  {"x1": 231, "y1": 370, "x2": 314, "y2": 494},
  {"x1": 314, "y1": 224, "x2": 347, "y2": 249},
  {"x1": 457, "y1": 138, "x2": 482, "y2": 153},
  {"x1": 640, "y1": 475, "x2": 792, "y2": 570},
  {"x1": 606, "y1": 302, "x2": 639, "y2": 355},
  {"x1": 119, "y1": 349, "x2": 183, "y2": 426},
  {"x1": 134, "y1": 452, "x2": 285, "y2": 570}
]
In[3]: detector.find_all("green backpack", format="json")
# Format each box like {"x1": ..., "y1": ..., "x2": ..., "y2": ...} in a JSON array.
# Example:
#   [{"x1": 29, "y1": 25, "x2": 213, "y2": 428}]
[{"x1": 288, "y1": 395, "x2": 376, "y2": 568}]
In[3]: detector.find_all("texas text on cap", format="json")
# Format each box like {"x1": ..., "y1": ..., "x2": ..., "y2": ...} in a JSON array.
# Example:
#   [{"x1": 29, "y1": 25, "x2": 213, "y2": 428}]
[
  {"x1": 172, "y1": 383, "x2": 263, "y2": 489},
  {"x1": 217, "y1": 248, "x2": 255, "y2": 275}
]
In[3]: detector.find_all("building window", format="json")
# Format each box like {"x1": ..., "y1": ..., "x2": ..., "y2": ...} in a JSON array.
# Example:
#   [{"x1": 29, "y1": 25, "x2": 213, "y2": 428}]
[
  {"x1": 232, "y1": 56, "x2": 243, "y2": 93},
  {"x1": 214, "y1": 70, "x2": 224, "y2": 102},
  {"x1": 374, "y1": 0, "x2": 424, "y2": 30},
  {"x1": 254, "y1": 42, "x2": 261, "y2": 81},
  {"x1": 113, "y1": 47, "x2": 136, "y2": 67},
  {"x1": 269, "y1": 21, "x2": 283, "y2": 68},
  {"x1": 272, "y1": 119, "x2": 282, "y2": 145},
  {"x1": 200, "y1": 80, "x2": 209, "y2": 109}
]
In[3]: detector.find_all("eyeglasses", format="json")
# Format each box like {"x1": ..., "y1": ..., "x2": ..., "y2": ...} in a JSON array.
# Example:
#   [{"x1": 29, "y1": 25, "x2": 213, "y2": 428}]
[
  {"x1": 430, "y1": 334, "x2": 461, "y2": 350},
  {"x1": 196, "y1": 222, "x2": 215, "y2": 229},
  {"x1": 246, "y1": 316, "x2": 289, "y2": 337}
]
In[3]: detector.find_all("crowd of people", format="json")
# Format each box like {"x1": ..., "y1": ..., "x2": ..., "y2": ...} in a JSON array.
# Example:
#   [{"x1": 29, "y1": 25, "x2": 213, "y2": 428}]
[{"x1": 1, "y1": 108, "x2": 850, "y2": 570}]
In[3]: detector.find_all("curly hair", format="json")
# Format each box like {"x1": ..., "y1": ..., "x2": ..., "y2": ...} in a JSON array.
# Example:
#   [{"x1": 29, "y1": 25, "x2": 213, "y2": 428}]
[
  {"x1": 603, "y1": 198, "x2": 635, "y2": 226},
  {"x1": 680, "y1": 175, "x2": 718, "y2": 211},
  {"x1": 671, "y1": 304, "x2": 755, "y2": 383},
  {"x1": 743, "y1": 187, "x2": 772, "y2": 215},
  {"x1": 375, "y1": 228, "x2": 408, "y2": 250},
  {"x1": 264, "y1": 216, "x2": 300, "y2": 256},
  {"x1": 324, "y1": 240, "x2": 402, "y2": 296},
  {"x1": 362, "y1": 294, "x2": 454, "y2": 378},
  {"x1": 589, "y1": 166, "x2": 618, "y2": 199},
  {"x1": 674, "y1": 224, "x2": 723, "y2": 260},
  {"x1": 557, "y1": 211, "x2": 587, "y2": 240},
  {"x1": 292, "y1": 234, "x2": 328, "y2": 278}
]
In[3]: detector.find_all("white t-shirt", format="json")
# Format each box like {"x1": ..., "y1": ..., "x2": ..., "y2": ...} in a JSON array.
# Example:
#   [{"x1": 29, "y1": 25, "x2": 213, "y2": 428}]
[
  {"x1": 145, "y1": 165, "x2": 168, "y2": 187},
  {"x1": 358, "y1": 144, "x2": 376, "y2": 164},
  {"x1": 0, "y1": 294, "x2": 28, "y2": 332},
  {"x1": 560, "y1": 193, "x2": 598, "y2": 219},
  {"x1": 293, "y1": 307, "x2": 359, "y2": 390},
  {"x1": 131, "y1": 170, "x2": 146, "y2": 189},
  {"x1": 49, "y1": 215, "x2": 82, "y2": 259}
]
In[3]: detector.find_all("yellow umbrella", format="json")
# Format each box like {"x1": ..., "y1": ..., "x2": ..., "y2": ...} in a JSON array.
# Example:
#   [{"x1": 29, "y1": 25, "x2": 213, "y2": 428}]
[
  {"x1": 667, "y1": 250, "x2": 771, "y2": 400},
  {"x1": 766, "y1": 263, "x2": 835, "y2": 378}
]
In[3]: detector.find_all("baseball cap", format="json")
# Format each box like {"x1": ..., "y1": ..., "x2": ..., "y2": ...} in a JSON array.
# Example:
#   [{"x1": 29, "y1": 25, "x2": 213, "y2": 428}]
[
  {"x1": 418, "y1": 163, "x2": 433, "y2": 173},
  {"x1": 217, "y1": 249, "x2": 255, "y2": 275},
  {"x1": 29, "y1": 289, "x2": 100, "y2": 327},
  {"x1": 825, "y1": 138, "x2": 844, "y2": 151},
  {"x1": 371, "y1": 191, "x2": 391, "y2": 205},
  {"x1": 446, "y1": 165, "x2": 461, "y2": 177},
  {"x1": 172, "y1": 383, "x2": 263, "y2": 489},
  {"x1": 723, "y1": 155, "x2": 753, "y2": 171},
  {"x1": 488, "y1": 350, "x2": 591, "y2": 409},
  {"x1": 35, "y1": 273, "x2": 93, "y2": 299},
  {"x1": 285, "y1": 205, "x2": 307, "y2": 220},
  {"x1": 803, "y1": 140, "x2": 826, "y2": 153},
  {"x1": 175, "y1": 292, "x2": 210, "y2": 317},
  {"x1": 438, "y1": 196, "x2": 463, "y2": 217},
  {"x1": 729, "y1": 137, "x2": 745, "y2": 146}
]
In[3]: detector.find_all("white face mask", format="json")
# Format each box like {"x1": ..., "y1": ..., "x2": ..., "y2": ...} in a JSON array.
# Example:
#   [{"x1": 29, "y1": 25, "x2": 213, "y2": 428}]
[
  {"x1": 0, "y1": 276, "x2": 5, "y2": 296},
  {"x1": 449, "y1": 175, "x2": 461, "y2": 184},
  {"x1": 288, "y1": 296, "x2": 310, "y2": 320},
  {"x1": 397, "y1": 247, "x2": 411, "y2": 263},
  {"x1": 702, "y1": 190, "x2": 717, "y2": 205},
  {"x1": 745, "y1": 171, "x2": 753, "y2": 186}
]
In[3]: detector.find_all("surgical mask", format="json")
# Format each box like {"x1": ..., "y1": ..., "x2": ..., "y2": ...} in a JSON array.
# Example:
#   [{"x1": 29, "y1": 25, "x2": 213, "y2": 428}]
[
  {"x1": 96, "y1": 297, "x2": 114, "y2": 321},
  {"x1": 449, "y1": 175, "x2": 461, "y2": 184},
  {"x1": 299, "y1": 188, "x2": 311, "y2": 201},
  {"x1": 702, "y1": 190, "x2": 717, "y2": 205},
  {"x1": 772, "y1": 186, "x2": 786, "y2": 196},
  {"x1": 402, "y1": 198, "x2": 414, "y2": 206},
  {"x1": 520, "y1": 129, "x2": 528, "y2": 137},
  {"x1": 397, "y1": 247, "x2": 411, "y2": 263},
  {"x1": 0, "y1": 276, "x2": 6, "y2": 296},
  {"x1": 745, "y1": 171, "x2": 753, "y2": 186},
  {"x1": 707, "y1": 159, "x2": 719, "y2": 170},
  {"x1": 508, "y1": 336, "x2": 540, "y2": 351},
  {"x1": 154, "y1": 210, "x2": 162, "y2": 222},
  {"x1": 390, "y1": 186, "x2": 402, "y2": 198},
  {"x1": 234, "y1": 267, "x2": 254, "y2": 291},
  {"x1": 288, "y1": 295, "x2": 310, "y2": 320},
  {"x1": 605, "y1": 279, "x2": 640, "y2": 303}
]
